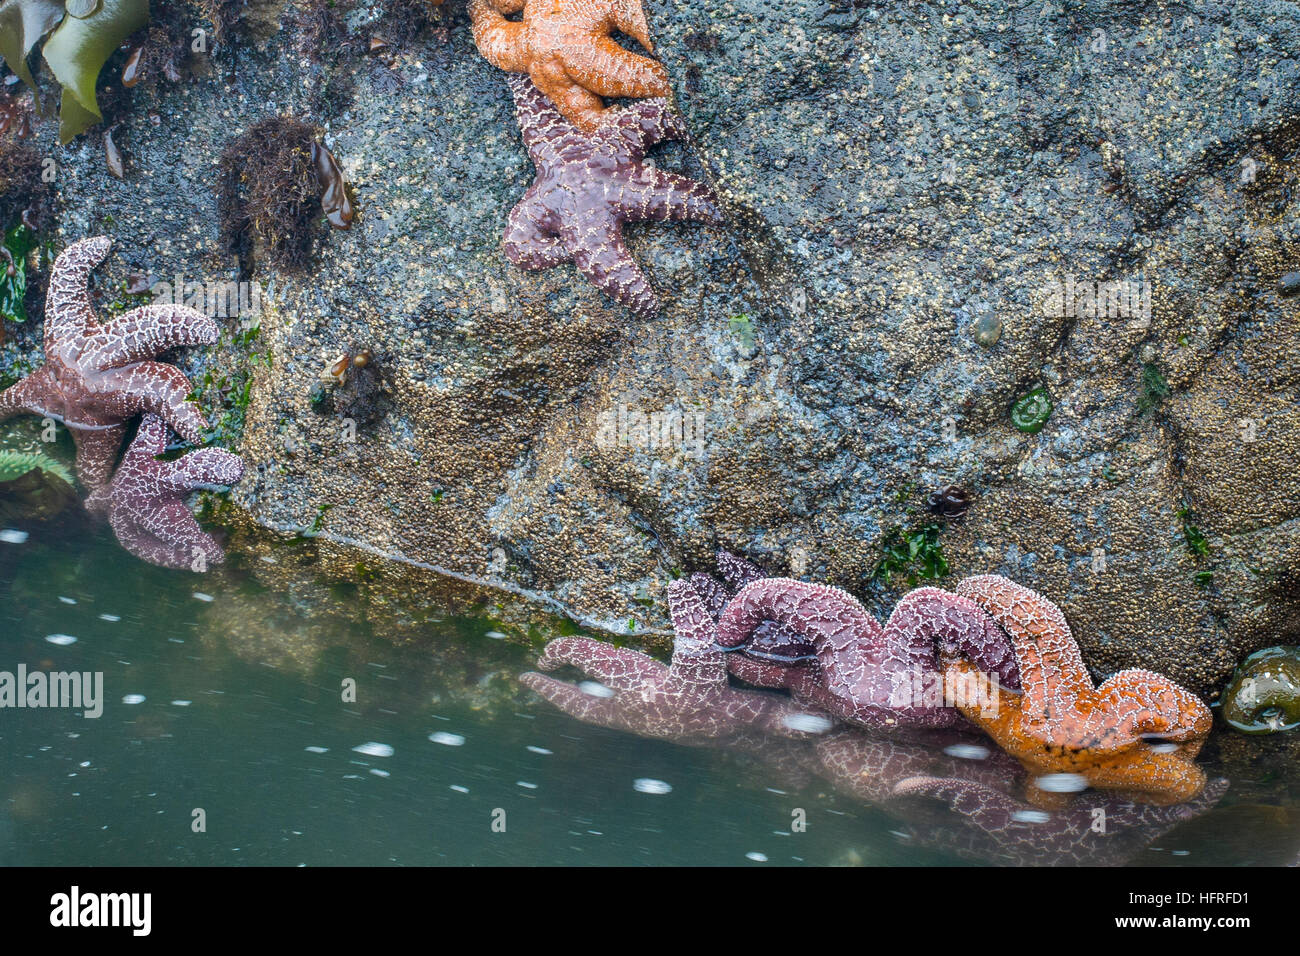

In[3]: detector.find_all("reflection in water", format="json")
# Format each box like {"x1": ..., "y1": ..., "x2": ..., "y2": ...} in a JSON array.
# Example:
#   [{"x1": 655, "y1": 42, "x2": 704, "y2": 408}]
[
  {"x1": 0, "y1": 518, "x2": 1296, "y2": 865},
  {"x1": 524, "y1": 576, "x2": 1228, "y2": 865}
]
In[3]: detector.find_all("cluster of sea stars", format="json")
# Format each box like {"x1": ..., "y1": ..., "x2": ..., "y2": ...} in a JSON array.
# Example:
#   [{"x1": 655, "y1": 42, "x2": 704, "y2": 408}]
[
  {"x1": 0, "y1": 237, "x2": 243, "y2": 570},
  {"x1": 470, "y1": 0, "x2": 721, "y2": 317},
  {"x1": 522, "y1": 551, "x2": 1215, "y2": 808}
]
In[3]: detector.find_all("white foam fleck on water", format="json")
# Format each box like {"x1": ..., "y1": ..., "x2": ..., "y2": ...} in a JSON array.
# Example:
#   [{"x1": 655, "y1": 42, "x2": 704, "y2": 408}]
[
  {"x1": 192, "y1": 592, "x2": 214, "y2": 603},
  {"x1": 517, "y1": 780, "x2": 539, "y2": 789},
  {"x1": 484, "y1": 630, "x2": 508, "y2": 640},
  {"x1": 171, "y1": 700, "x2": 192, "y2": 707},
  {"x1": 305, "y1": 746, "x2": 328, "y2": 754},
  {"x1": 45, "y1": 634, "x2": 77, "y2": 646},
  {"x1": 342, "y1": 774, "x2": 363, "y2": 780},
  {"x1": 1032, "y1": 772, "x2": 1088, "y2": 793},
  {"x1": 633, "y1": 778, "x2": 672, "y2": 795},
  {"x1": 428, "y1": 732, "x2": 465, "y2": 747},
  {"x1": 352, "y1": 742, "x2": 394, "y2": 757},
  {"x1": 782, "y1": 712, "x2": 833, "y2": 734},
  {"x1": 746, "y1": 852, "x2": 768, "y2": 862},
  {"x1": 578, "y1": 681, "x2": 615, "y2": 699},
  {"x1": 121, "y1": 694, "x2": 145, "y2": 705},
  {"x1": 370, "y1": 769, "x2": 390, "y2": 778},
  {"x1": 79, "y1": 761, "x2": 90, "y2": 768},
  {"x1": 1011, "y1": 809, "x2": 1052, "y2": 824},
  {"x1": 527, "y1": 746, "x2": 552, "y2": 755},
  {"x1": 944, "y1": 743, "x2": 991, "y2": 760},
  {"x1": 99, "y1": 614, "x2": 120, "y2": 622},
  {"x1": 58, "y1": 596, "x2": 76, "y2": 605},
  {"x1": 0, "y1": 529, "x2": 29, "y2": 544},
  {"x1": 450, "y1": 785, "x2": 469, "y2": 794}
]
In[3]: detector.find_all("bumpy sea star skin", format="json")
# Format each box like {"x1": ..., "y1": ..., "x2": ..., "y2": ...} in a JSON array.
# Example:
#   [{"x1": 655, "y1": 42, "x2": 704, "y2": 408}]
[
  {"x1": 0, "y1": 237, "x2": 218, "y2": 496},
  {"x1": 469, "y1": 0, "x2": 671, "y2": 133},
  {"x1": 945, "y1": 575, "x2": 1214, "y2": 804},
  {"x1": 695, "y1": 551, "x2": 818, "y2": 661},
  {"x1": 502, "y1": 73, "x2": 722, "y2": 318},
  {"x1": 713, "y1": 577, "x2": 1020, "y2": 728},
  {"x1": 519, "y1": 580, "x2": 830, "y2": 741},
  {"x1": 84, "y1": 414, "x2": 244, "y2": 570}
]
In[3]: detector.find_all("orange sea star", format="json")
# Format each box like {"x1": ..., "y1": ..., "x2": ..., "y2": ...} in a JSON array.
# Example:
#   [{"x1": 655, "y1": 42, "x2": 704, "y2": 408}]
[
  {"x1": 944, "y1": 575, "x2": 1212, "y2": 805},
  {"x1": 469, "y1": 0, "x2": 672, "y2": 133}
]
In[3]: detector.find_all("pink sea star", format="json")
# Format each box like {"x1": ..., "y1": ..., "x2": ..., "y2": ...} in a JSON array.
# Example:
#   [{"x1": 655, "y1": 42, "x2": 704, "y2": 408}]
[
  {"x1": 85, "y1": 414, "x2": 244, "y2": 570},
  {"x1": 712, "y1": 576, "x2": 1020, "y2": 728},
  {"x1": 502, "y1": 73, "x2": 722, "y2": 318},
  {"x1": 0, "y1": 237, "x2": 217, "y2": 496},
  {"x1": 519, "y1": 579, "x2": 829, "y2": 741}
]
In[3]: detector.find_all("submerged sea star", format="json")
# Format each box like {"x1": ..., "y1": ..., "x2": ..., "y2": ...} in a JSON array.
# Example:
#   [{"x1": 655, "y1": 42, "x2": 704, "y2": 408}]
[
  {"x1": 519, "y1": 579, "x2": 828, "y2": 741},
  {"x1": 469, "y1": 0, "x2": 671, "y2": 133},
  {"x1": 502, "y1": 73, "x2": 722, "y2": 318},
  {"x1": 0, "y1": 237, "x2": 217, "y2": 495},
  {"x1": 944, "y1": 575, "x2": 1213, "y2": 804},
  {"x1": 85, "y1": 414, "x2": 244, "y2": 570},
  {"x1": 889, "y1": 766, "x2": 1229, "y2": 866},
  {"x1": 713, "y1": 576, "x2": 1021, "y2": 729}
]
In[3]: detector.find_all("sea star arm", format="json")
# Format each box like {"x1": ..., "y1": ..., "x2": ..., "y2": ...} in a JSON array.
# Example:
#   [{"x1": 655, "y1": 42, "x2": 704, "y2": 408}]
[
  {"x1": 663, "y1": 578, "x2": 727, "y2": 688},
  {"x1": 88, "y1": 305, "x2": 219, "y2": 369},
  {"x1": 506, "y1": 73, "x2": 567, "y2": 167},
  {"x1": 688, "y1": 573, "x2": 730, "y2": 617},
  {"x1": 468, "y1": 0, "x2": 531, "y2": 73},
  {"x1": 43, "y1": 237, "x2": 112, "y2": 354},
  {"x1": 955, "y1": 575, "x2": 1092, "y2": 723},
  {"x1": 614, "y1": 167, "x2": 722, "y2": 225},
  {"x1": 715, "y1": 550, "x2": 765, "y2": 592},
  {"x1": 0, "y1": 366, "x2": 56, "y2": 422},
  {"x1": 503, "y1": 192, "x2": 571, "y2": 269},
  {"x1": 530, "y1": 59, "x2": 608, "y2": 135},
  {"x1": 603, "y1": 98, "x2": 688, "y2": 158},
  {"x1": 158, "y1": 447, "x2": 244, "y2": 495},
  {"x1": 1089, "y1": 668, "x2": 1213, "y2": 745},
  {"x1": 565, "y1": 221, "x2": 658, "y2": 318},
  {"x1": 133, "y1": 499, "x2": 215, "y2": 553},
  {"x1": 72, "y1": 423, "x2": 127, "y2": 498},
  {"x1": 890, "y1": 587, "x2": 1020, "y2": 691},
  {"x1": 556, "y1": 36, "x2": 671, "y2": 102},
  {"x1": 535, "y1": 636, "x2": 666, "y2": 691},
  {"x1": 517, "y1": 671, "x2": 627, "y2": 725},
  {"x1": 98, "y1": 362, "x2": 210, "y2": 445},
  {"x1": 716, "y1": 578, "x2": 885, "y2": 673},
  {"x1": 108, "y1": 512, "x2": 197, "y2": 572}
]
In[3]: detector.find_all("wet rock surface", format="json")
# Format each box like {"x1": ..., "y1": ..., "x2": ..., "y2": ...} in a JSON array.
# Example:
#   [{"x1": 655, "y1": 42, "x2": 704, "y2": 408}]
[{"x1": 2, "y1": 0, "x2": 1298, "y2": 694}]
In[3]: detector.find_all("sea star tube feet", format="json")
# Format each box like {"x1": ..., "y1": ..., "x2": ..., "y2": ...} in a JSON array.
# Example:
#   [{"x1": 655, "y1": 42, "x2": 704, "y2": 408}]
[
  {"x1": 502, "y1": 74, "x2": 722, "y2": 318},
  {"x1": 945, "y1": 574, "x2": 1213, "y2": 804},
  {"x1": 85, "y1": 413, "x2": 244, "y2": 570},
  {"x1": 519, "y1": 579, "x2": 834, "y2": 741},
  {"x1": 0, "y1": 237, "x2": 218, "y2": 496},
  {"x1": 470, "y1": 0, "x2": 671, "y2": 133}
]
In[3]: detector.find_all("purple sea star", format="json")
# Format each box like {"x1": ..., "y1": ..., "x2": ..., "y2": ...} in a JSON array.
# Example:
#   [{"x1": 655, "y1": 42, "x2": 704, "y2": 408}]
[
  {"x1": 714, "y1": 576, "x2": 1021, "y2": 728},
  {"x1": 519, "y1": 579, "x2": 830, "y2": 741},
  {"x1": 502, "y1": 73, "x2": 723, "y2": 318},
  {"x1": 0, "y1": 237, "x2": 218, "y2": 496},
  {"x1": 85, "y1": 413, "x2": 244, "y2": 570}
]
